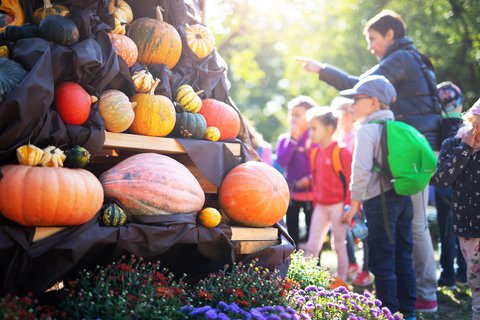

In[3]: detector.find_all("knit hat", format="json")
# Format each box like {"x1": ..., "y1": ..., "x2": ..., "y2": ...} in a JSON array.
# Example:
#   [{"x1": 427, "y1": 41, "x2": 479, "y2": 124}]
[
  {"x1": 470, "y1": 98, "x2": 480, "y2": 116},
  {"x1": 437, "y1": 81, "x2": 463, "y2": 113}
]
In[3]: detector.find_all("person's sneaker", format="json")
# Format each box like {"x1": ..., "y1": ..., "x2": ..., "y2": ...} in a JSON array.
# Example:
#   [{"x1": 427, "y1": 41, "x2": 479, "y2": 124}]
[
  {"x1": 415, "y1": 298, "x2": 438, "y2": 312},
  {"x1": 351, "y1": 271, "x2": 373, "y2": 287},
  {"x1": 438, "y1": 276, "x2": 457, "y2": 289},
  {"x1": 347, "y1": 263, "x2": 360, "y2": 280}
]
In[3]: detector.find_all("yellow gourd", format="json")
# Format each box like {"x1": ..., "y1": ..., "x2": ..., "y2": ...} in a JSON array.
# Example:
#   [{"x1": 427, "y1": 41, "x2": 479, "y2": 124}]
[
  {"x1": 16, "y1": 144, "x2": 44, "y2": 166},
  {"x1": 185, "y1": 24, "x2": 215, "y2": 59},
  {"x1": 204, "y1": 126, "x2": 220, "y2": 142},
  {"x1": 0, "y1": 46, "x2": 9, "y2": 58},
  {"x1": 131, "y1": 69, "x2": 155, "y2": 93},
  {"x1": 198, "y1": 207, "x2": 221, "y2": 228},
  {"x1": 40, "y1": 146, "x2": 66, "y2": 167}
]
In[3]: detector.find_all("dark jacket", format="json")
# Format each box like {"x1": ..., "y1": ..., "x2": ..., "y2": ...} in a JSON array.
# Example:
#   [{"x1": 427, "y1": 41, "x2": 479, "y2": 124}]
[
  {"x1": 433, "y1": 137, "x2": 480, "y2": 238},
  {"x1": 320, "y1": 37, "x2": 441, "y2": 150}
]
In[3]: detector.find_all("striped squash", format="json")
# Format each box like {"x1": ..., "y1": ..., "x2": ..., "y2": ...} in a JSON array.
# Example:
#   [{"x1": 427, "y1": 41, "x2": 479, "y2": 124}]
[
  {"x1": 100, "y1": 153, "x2": 205, "y2": 215},
  {"x1": 185, "y1": 24, "x2": 215, "y2": 59},
  {"x1": 128, "y1": 6, "x2": 182, "y2": 69},
  {"x1": 99, "y1": 203, "x2": 127, "y2": 227},
  {"x1": 175, "y1": 84, "x2": 202, "y2": 113}
]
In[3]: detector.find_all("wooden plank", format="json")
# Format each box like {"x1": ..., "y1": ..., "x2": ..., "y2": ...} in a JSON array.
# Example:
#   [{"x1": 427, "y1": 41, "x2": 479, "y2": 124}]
[
  {"x1": 33, "y1": 227, "x2": 66, "y2": 242},
  {"x1": 103, "y1": 132, "x2": 241, "y2": 156},
  {"x1": 230, "y1": 227, "x2": 278, "y2": 241},
  {"x1": 235, "y1": 240, "x2": 279, "y2": 254}
]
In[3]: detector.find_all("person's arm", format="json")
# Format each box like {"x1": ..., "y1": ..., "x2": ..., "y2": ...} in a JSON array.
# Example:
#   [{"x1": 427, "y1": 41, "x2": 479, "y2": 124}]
[
  {"x1": 295, "y1": 56, "x2": 359, "y2": 91},
  {"x1": 433, "y1": 128, "x2": 475, "y2": 186},
  {"x1": 361, "y1": 50, "x2": 409, "y2": 85},
  {"x1": 275, "y1": 134, "x2": 297, "y2": 168}
]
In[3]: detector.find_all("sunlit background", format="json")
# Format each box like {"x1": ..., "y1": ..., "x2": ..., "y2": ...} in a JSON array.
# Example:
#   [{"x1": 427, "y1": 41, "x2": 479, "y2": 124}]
[{"x1": 201, "y1": 0, "x2": 479, "y2": 146}]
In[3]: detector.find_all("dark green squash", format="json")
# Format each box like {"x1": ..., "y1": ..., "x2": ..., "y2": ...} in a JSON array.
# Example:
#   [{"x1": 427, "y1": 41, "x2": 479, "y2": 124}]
[
  {"x1": 39, "y1": 15, "x2": 79, "y2": 46},
  {"x1": 64, "y1": 145, "x2": 91, "y2": 168},
  {"x1": 0, "y1": 57, "x2": 27, "y2": 103},
  {"x1": 3, "y1": 25, "x2": 40, "y2": 42},
  {"x1": 173, "y1": 112, "x2": 207, "y2": 139},
  {"x1": 99, "y1": 203, "x2": 127, "y2": 227}
]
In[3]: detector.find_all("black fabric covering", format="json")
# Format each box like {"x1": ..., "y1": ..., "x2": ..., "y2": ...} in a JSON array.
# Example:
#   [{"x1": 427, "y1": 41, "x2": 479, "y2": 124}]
[
  {"x1": 0, "y1": 0, "x2": 295, "y2": 296},
  {"x1": 0, "y1": 213, "x2": 294, "y2": 296}
]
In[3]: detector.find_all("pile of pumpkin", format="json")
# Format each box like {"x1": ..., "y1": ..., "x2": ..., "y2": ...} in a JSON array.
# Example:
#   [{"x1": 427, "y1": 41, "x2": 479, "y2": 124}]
[
  {"x1": 0, "y1": 149, "x2": 290, "y2": 231},
  {"x1": 0, "y1": 0, "x2": 241, "y2": 142},
  {"x1": 0, "y1": 1, "x2": 290, "y2": 234}
]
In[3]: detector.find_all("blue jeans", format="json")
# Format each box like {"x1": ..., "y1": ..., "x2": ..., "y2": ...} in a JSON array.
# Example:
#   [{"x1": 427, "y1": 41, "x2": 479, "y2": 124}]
[
  {"x1": 435, "y1": 186, "x2": 467, "y2": 282},
  {"x1": 363, "y1": 189, "x2": 416, "y2": 315}
]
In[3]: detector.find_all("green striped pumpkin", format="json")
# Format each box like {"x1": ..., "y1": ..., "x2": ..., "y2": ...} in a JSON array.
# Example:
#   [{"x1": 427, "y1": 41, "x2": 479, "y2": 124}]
[
  {"x1": 99, "y1": 203, "x2": 127, "y2": 227},
  {"x1": 128, "y1": 6, "x2": 181, "y2": 69},
  {"x1": 175, "y1": 85, "x2": 202, "y2": 113}
]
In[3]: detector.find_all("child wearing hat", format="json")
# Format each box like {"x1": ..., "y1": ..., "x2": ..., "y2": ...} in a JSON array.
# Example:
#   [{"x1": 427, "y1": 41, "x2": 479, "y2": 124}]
[
  {"x1": 341, "y1": 75, "x2": 417, "y2": 319},
  {"x1": 434, "y1": 98, "x2": 480, "y2": 320},
  {"x1": 435, "y1": 81, "x2": 467, "y2": 288}
]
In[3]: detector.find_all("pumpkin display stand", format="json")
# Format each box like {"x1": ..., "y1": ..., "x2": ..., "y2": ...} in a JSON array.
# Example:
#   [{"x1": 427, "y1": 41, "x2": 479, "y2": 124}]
[{"x1": 0, "y1": 0, "x2": 294, "y2": 296}]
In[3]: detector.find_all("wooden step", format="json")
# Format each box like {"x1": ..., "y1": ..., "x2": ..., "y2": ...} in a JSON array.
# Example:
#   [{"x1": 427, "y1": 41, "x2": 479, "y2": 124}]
[
  {"x1": 103, "y1": 132, "x2": 242, "y2": 156},
  {"x1": 235, "y1": 240, "x2": 279, "y2": 254},
  {"x1": 230, "y1": 226, "x2": 278, "y2": 241}
]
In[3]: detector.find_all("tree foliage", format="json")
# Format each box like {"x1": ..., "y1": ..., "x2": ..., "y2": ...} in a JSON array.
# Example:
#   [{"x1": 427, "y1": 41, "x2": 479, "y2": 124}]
[{"x1": 207, "y1": 0, "x2": 480, "y2": 146}]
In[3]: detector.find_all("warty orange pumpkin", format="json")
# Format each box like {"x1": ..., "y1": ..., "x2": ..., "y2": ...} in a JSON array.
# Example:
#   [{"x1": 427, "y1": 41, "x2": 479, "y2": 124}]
[
  {"x1": 129, "y1": 78, "x2": 176, "y2": 137},
  {"x1": 0, "y1": 165, "x2": 104, "y2": 226},
  {"x1": 100, "y1": 153, "x2": 205, "y2": 215},
  {"x1": 108, "y1": 33, "x2": 138, "y2": 67},
  {"x1": 128, "y1": 6, "x2": 182, "y2": 69},
  {"x1": 218, "y1": 161, "x2": 290, "y2": 227},
  {"x1": 199, "y1": 99, "x2": 241, "y2": 141}
]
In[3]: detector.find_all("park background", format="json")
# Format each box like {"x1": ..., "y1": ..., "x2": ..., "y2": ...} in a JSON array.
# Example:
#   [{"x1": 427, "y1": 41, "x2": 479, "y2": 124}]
[{"x1": 205, "y1": 0, "x2": 479, "y2": 146}]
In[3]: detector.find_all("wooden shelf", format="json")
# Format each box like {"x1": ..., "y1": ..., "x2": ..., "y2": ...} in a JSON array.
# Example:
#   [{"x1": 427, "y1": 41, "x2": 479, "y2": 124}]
[
  {"x1": 103, "y1": 132, "x2": 242, "y2": 156},
  {"x1": 33, "y1": 226, "x2": 279, "y2": 245}
]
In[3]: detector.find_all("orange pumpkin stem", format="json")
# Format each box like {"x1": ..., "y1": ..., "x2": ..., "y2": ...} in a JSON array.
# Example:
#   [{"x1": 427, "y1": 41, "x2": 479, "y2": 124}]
[
  {"x1": 195, "y1": 90, "x2": 204, "y2": 96},
  {"x1": 91, "y1": 95, "x2": 98, "y2": 104},
  {"x1": 149, "y1": 78, "x2": 161, "y2": 95},
  {"x1": 155, "y1": 6, "x2": 164, "y2": 22}
]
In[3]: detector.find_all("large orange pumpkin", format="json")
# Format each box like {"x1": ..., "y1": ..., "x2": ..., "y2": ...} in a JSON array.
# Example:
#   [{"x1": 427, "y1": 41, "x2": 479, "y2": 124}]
[
  {"x1": 129, "y1": 79, "x2": 176, "y2": 136},
  {"x1": 0, "y1": 165, "x2": 103, "y2": 226},
  {"x1": 198, "y1": 99, "x2": 241, "y2": 141},
  {"x1": 108, "y1": 33, "x2": 138, "y2": 67},
  {"x1": 128, "y1": 6, "x2": 182, "y2": 69},
  {"x1": 100, "y1": 153, "x2": 205, "y2": 215},
  {"x1": 219, "y1": 161, "x2": 290, "y2": 227}
]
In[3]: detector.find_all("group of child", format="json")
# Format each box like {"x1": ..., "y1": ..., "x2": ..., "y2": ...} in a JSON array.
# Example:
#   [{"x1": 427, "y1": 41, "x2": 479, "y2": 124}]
[{"x1": 275, "y1": 75, "x2": 480, "y2": 320}]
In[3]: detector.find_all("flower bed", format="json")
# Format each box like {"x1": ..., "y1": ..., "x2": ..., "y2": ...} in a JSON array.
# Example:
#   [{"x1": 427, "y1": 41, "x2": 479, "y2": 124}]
[{"x1": 0, "y1": 251, "x2": 394, "y2": 320}]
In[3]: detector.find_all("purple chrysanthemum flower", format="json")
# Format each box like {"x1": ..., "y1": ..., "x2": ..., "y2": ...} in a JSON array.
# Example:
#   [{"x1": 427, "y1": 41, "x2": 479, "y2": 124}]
[
  {"x1": 286, "y1": 307, "x2": 296, "y2": 314},
  {"x1": 217, "y1": 313, "x2": 230, "y2": 320},
  {"x1": 305, "y1": 285, "x2": 317, "y2": 292},
  {"x1": 180, "y1": 305, "x2": 194, "y2": 313},
  {"x1": 275, "y1": 306, "x2": 285, "y2": 312},
  {"x1": 364, "y1": 292, "x2": 372, "y2": 298},
  {"x1": 205, "y1": 309, "x2": 218, "y2": 319},
  {"x1": 218, "y1": 301, "x2": 229, "y2": 311},
  {"x1": 190, "y1": 305, "x2": 212, "y2": 316},
  {"x1": 374, "y1": 299, "x2": 382, "y2": 307}
]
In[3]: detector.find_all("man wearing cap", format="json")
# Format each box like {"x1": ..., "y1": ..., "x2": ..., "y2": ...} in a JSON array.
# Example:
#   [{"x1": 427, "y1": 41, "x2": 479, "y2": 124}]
[
  {"x1": 298, "y1": 10, "x2": 439, "y2": 312},
  {"x1": 340, "y1": 75, "x2": 417, "y2": 320}
]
